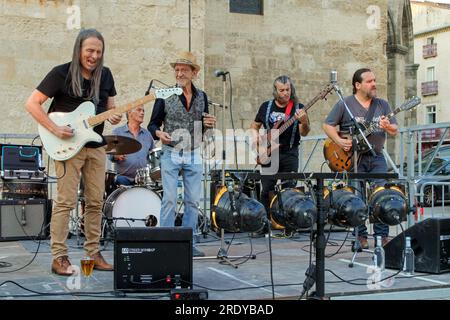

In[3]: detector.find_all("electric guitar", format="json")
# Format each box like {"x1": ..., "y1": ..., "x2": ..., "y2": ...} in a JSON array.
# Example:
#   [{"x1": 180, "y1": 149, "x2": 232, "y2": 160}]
[
  {"x1": 323, "y1": 96, "x2": 421, "y2": 172},
  {"x1": 255, "y1": 84, "x2": 334, "y2": 165},
  {"x1": 39, "y1": 87, "x2": 182, "y2": 161}
]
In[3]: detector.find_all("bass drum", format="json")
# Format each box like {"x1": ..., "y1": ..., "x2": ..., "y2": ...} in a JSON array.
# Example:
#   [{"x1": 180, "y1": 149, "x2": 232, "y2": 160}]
[{"x1": 103, "y1": 186, "x2": 161, "y2": 227}]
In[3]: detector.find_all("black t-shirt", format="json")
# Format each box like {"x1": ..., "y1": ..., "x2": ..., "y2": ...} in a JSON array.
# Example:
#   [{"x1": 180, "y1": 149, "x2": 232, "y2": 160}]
[
  {"x1": 254, "y1": 100, "x2": 304, "y2": 151},
  {"x1": 36, "y1": 62, "x2": 117, "y2": 147}
]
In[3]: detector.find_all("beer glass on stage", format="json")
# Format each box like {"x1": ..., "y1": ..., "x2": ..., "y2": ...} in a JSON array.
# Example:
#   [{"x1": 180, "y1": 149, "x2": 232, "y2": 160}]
[{"x1": 80, "y1": 256, "x2": 95, "y2": 290}]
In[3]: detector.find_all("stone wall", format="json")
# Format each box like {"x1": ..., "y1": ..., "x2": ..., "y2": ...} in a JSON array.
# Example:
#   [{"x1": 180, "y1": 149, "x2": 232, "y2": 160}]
[
  {"x1": 0, "y1": 0, "x2": 391, "y2": 171},
  {"x1": 0, "y1": 0, "x2": 206, "y2": 138},
  {"x1": 203, "y1": 0, "x2": 388, "y2": 169}
]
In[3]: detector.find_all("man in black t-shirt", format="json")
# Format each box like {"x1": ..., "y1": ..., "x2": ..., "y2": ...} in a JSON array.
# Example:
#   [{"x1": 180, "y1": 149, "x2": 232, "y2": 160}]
[
  {"x1": 250, "y1": 75, "x2": 310, "y2": 234},
  {"x1": 25, "y1": 29, "x2": 122, "y2": 276}
]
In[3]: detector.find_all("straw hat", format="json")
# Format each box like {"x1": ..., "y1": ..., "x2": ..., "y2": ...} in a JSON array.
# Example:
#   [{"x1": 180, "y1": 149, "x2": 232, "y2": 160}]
[{"x1": 169, "y1": 51, "x2": 200, "y2": 71}]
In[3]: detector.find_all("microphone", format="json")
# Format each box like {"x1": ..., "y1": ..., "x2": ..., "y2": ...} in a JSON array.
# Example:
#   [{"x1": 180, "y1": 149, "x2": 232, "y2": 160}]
[
  {"x1": 330, "y1": 70, "x2": 337, "y2": 84},
  {"x1": 208, "y1": 101, "x2": 225, "y2": 108},
  {"x1": 145, "y1": 80, "x2": 154, "y2": 96},
  {"x1": 214, "y1": 70, "x2": 229, "y2": 77}
]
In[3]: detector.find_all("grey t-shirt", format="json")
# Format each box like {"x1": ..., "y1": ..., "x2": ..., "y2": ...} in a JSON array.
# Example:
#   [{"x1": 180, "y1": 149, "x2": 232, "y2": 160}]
[{"x1": 324, "y1": 95, "x2": 397, "y2": 153}]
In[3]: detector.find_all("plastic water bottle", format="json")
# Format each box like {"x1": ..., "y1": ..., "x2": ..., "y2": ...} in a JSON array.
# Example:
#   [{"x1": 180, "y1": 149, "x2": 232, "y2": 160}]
[
  {"x1": 403, "y1": 236, "x2": 415, "y2": 275},
  {"x1": 373, "y1": 236, "x2": 385, "y2": 271}
]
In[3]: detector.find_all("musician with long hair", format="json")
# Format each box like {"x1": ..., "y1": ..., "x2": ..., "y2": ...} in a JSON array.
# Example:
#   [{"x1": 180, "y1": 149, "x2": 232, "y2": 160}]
[
  {"x1": 250, "y1": 75, "x2": 310, "y2": 236},
  {"x1": 25, "y1": 29, "x2": 121, "y2": 275}
]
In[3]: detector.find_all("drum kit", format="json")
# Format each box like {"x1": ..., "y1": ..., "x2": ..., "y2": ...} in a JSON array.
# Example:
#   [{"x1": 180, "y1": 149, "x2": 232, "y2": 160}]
[{"x1": 72, "y1": 136, "x2": 165, "y2": 243}]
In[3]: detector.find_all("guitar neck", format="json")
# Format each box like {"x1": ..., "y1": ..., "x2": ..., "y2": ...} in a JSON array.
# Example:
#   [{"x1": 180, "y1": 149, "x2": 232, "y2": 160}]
[
  {"x1": 358, "y1": 109, "x2": 397, "y2": 139},
  {"x1": 87, "y1": 93, "x2": 157, "y2": 127},
  {"x1": 277, "y1": 86, "x2": 330, "y2": 134}
]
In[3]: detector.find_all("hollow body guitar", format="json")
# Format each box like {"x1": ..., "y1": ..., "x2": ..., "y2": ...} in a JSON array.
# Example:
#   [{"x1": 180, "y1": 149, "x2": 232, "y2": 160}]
[
  {"x1": 256, "y1": 84, "x2": 334, "y2": 165},
  {"x1": 323, "y1": 96, "x2": 421, "y2": 172}
]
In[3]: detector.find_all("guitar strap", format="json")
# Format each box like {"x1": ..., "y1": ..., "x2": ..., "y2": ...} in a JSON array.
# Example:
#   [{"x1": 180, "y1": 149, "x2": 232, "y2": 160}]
[
  {"x1": 365, "y1": 99, "x2": 380, "y2": 123},
  {"x1": 289, "y1": 104, "x2": 299, "y2": 149},
  {"x1": 265, "y1": 100, "x2": 299, "y2": 150},
  {"x1": 264, "y1": 100, "x2": 273, "y2": 129}
]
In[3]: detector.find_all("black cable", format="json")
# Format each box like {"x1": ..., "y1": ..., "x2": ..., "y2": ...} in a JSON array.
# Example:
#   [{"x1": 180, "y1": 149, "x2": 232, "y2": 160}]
[
  {"x1": 44, "y1": 155, "x2": 67, "y2": 180},
  {"x1": 264, "y1": 220, "x2": 275, "y2": 299},
  {"x1": 324, "y1": 219, "x2": 407, "y2": 287},
  {"x1": 180, "y1": 279, "x2": 303, "y2": 293},
  {"x1": 326, "y1": 230, "x2": 351, "y2": 258},
  {"x1": 30, "y1": 135, "x2": 41, "y2": 147},
  {"x1": 0, "y1": 280, "x2": 168, "y2": 299},
  {"x1": 227, "y1": 73, "x2": 239, "y2": 170},
  {"x1": 299, "y1": 218, "x2": 316, "y2": 299},
  {"x1": 0, "y1": 208, "x2": 46, "y2": 273}
]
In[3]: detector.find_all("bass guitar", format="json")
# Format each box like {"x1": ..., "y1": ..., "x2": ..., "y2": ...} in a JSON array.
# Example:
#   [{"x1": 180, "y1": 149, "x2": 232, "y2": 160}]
[{"x1": 255, "y1": 83, "x2": 334, "y2": 165}]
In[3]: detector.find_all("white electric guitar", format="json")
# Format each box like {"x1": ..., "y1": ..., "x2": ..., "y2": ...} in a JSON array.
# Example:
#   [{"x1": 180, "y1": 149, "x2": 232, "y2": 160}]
[{"x1": 39, "y1": 87, "x2": 182, "y2": 161}]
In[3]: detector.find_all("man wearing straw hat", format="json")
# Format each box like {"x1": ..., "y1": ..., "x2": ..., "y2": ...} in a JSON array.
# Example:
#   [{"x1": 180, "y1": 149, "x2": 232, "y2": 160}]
[{"x1": 148, "y1": 51, "x2": 216, "y2": 257}]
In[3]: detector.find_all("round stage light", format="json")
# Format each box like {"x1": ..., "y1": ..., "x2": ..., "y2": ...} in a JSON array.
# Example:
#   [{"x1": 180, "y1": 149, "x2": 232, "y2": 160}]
[
  {"x1": 369, "y1": 184, "x2": 407, "y2": 225},
  {"x1": 269, "y1": 188, "x2": 316, "y2": 230},
  {"x1": 211, "y1": 186, "x2": 267, "y2": 233},
  {"x1": 324, "y1": 186, "x2": 368, "y2": 228}
]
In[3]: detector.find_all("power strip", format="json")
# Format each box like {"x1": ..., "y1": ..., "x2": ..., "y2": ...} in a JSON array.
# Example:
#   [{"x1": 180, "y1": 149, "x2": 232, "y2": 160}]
[{"x1": 170, "y1": 288, "x2": 208, "y2": 300}]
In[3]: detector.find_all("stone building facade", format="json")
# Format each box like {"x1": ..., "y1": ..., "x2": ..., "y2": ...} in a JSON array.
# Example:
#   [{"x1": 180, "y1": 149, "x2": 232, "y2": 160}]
[{"x1": 0, "y1": 0, "x2": 415, "y2": 169}]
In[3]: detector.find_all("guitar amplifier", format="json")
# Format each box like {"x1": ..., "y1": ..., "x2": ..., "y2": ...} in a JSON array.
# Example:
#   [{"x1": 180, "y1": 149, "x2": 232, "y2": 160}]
[
  {"x1": 0, "y1": 199, "x2": 51, "y2": 241},
  {"x1": 1, "y1": 144, "x2": 44, "y2": 181}
]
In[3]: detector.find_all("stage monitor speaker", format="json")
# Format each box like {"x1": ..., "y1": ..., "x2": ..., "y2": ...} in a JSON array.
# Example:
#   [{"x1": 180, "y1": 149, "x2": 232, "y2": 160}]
[
  {"x1": 0, "y1": 199, "x2": 51, "y2": 241},
  {"x1": 114, "y1": 227, "x2": 192, "y2": 292},
  {"x1": 385, "y1": 218, "x2": 450, "y2": 274}
]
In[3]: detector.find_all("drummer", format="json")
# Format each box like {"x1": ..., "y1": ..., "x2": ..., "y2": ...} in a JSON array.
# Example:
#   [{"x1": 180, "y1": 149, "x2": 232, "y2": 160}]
[{"x1": 110, "y1": 105, "x2": 155, "y2": 186}]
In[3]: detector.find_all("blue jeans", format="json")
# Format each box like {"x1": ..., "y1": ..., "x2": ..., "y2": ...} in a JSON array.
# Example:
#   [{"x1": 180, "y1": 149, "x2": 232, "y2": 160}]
[
  {"x1": 160, "y1": 145, "x2": 202, "y2": 246},
  {"x1": 352, "y1": 153, "x2": 389, "y2": 238},
  {"x1": 115, "y1": 175, "x2": 134, "y2": 186}
]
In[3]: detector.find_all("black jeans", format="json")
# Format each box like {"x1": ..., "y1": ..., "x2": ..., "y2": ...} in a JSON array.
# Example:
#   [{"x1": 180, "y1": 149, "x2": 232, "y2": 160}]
[{"x1": 260, "y1": 147, "x2": 299, "y2": 214}]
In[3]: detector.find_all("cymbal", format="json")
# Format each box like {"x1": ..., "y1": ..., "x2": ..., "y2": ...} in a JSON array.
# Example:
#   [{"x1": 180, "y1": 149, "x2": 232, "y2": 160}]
[{"x1": 104, "y1": 135, "x2": 142, "y2": 155}]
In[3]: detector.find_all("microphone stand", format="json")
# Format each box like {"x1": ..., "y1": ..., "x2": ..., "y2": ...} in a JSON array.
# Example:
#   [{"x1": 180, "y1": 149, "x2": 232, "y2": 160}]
[
  {"x1": 331, "y1": 82, "x2": 376, "y2": 164},
  {"x1": 196, "y1": 72, "x2": 250, "y2": 268},
  {"x1": 219, "y1": 73, "x2": 227, "y2": 187},
  {"x1": 331, "y1": 81, "x2": 374, "y2": 266}
]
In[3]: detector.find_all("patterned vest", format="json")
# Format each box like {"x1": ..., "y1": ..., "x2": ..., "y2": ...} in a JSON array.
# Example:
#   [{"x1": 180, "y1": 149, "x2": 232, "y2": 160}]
[{"x1": 164, "y1": 90, "x2": 205, "y2": 150}]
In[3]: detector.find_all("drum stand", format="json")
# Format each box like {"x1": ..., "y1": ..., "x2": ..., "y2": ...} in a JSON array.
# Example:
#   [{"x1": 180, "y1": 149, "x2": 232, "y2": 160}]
[{"x1": 67, "y1": 176, "x2": 86, "y2": 248}]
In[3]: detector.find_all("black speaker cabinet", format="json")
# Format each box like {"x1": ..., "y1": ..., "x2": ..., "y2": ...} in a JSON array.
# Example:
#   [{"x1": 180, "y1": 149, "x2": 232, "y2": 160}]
[
  {"x1": 114, "y1": 227, "x2": 192, "y2": 292},
  {"x1": 0, "y1": 199, "x2": 51, "y2": 241},
  {"x1": 385, "y1": 218, "x2": 450, "y2": 274}
]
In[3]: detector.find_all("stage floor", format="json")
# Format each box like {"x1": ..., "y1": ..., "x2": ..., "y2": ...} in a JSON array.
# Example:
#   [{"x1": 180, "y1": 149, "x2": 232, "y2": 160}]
[{"x1": 1, "y1": 227, "x2": 450, "y2": 301}]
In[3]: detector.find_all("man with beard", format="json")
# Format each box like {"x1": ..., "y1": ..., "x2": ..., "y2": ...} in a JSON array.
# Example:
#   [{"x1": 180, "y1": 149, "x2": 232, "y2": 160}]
[{"x1": 323, "y1": 68, "x2": 398, "y2": 248}]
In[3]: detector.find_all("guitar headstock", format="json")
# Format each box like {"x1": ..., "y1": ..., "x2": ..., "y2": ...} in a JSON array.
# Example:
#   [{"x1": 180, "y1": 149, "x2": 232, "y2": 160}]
[
  {"x1": 318, "y1": 83, "x2": 335, "y2": 100},
  {"x1": 399, "y1": 96, "x2": 421, "y2": 112},
  {"x1": 155, "y1": 87, "x2": 183, "y2": 99}
]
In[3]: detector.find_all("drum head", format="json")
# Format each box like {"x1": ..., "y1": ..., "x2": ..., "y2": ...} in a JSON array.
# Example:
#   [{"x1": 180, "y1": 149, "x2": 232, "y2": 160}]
[{"x1": 103, "y1": 186, "x2": 161, "y2": 227}]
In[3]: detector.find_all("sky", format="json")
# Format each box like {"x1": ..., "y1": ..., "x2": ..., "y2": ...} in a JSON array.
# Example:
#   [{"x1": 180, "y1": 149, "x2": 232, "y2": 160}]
[{"x1": 416, "y1": 0, "x2": 450, "y2": 3}]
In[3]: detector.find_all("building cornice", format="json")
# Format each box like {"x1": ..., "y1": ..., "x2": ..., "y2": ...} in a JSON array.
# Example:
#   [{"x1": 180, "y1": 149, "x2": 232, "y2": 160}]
[{"x1": 414, "y1": 24, "x2": 450, "y2": 38}]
